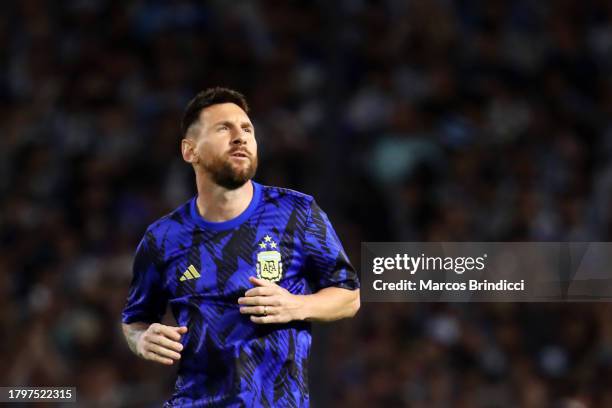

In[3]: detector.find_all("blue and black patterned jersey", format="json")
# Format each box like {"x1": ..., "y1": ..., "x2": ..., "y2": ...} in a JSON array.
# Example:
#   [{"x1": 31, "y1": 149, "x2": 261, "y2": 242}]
[{"x1": 121, "y1": 181, "x2": 359, "y2": 407}]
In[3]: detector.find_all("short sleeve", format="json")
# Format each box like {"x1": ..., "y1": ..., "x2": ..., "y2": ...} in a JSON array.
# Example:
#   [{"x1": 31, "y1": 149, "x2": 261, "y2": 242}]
[
  {"x1": 303, "y1": 199, "x2": 360, "y2": 291},
  {"x1": 121, "y1": 233, "x2": 168, "y2": 324}
]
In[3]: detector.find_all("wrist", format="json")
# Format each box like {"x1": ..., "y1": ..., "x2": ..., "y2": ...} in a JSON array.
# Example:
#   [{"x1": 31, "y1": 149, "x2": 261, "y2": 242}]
[
  {"x1": 292, "y1": 294, "x2": 310, "y2": 321},
  {"x1": 132, "y1": 329, "x2": 147, "y2": 357}
]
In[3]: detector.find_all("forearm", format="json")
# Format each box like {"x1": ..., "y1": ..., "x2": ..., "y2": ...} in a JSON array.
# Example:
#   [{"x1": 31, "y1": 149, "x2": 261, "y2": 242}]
[
  {"x1": 299, "y1": 287, "x2": 360, "y2": 322},
  {"x1": 122, "y1": 322, "x2": 150, "y2": 357}
]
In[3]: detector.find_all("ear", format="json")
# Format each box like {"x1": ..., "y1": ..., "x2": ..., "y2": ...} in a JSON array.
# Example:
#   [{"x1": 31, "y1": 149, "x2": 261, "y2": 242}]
[{"x1": 181, "y1": 138, "x2": 198, "y2": 164}]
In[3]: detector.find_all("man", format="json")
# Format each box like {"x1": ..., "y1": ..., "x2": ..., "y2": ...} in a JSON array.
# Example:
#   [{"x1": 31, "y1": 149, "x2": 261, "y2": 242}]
[{"x1": 121, "y1": 87, "x2": 360, "y2": 407}]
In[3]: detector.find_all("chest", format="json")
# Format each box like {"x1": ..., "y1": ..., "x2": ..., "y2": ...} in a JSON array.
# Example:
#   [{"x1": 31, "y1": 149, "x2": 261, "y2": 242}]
[{"x1": 162, "y1": 226, "x2": 304, "y2": 298}]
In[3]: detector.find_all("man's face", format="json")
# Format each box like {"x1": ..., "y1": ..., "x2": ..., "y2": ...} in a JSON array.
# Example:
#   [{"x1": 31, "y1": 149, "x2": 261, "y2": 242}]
[{"x1": 185, "y1": 103, "x2": 258, "y2": 189}]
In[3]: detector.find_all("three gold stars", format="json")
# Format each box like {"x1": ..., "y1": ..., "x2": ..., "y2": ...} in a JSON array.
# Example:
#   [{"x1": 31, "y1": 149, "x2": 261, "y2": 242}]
[{"x1": 259, "y1": 235, "x2": 278, "y2": 250}]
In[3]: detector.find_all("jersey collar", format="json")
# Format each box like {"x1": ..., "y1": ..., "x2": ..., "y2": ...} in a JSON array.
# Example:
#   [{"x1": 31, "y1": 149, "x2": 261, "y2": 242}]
[{"x1": 190, "y1": 181, "x2": 262, "y2": 231}]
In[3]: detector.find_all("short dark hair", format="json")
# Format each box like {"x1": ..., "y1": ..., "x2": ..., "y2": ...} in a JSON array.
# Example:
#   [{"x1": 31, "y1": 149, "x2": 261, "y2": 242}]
[{"x1": 181, "y1": 87, "x2": 249, "y2": 138}]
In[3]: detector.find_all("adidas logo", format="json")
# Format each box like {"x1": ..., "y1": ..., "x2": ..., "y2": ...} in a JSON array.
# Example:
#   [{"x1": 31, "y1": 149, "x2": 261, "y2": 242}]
[{"x1": 180, "y1": 265, "x2": 201, "y2": 281}]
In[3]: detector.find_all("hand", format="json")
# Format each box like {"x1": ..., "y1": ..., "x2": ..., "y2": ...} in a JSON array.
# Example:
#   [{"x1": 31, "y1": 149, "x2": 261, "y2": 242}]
[
  {"x1": 137, "y1": 323, "x2": 187, "y2": 365},
  {"x1": 238, "y1": 276, "x2": 305, "y2": 324}
]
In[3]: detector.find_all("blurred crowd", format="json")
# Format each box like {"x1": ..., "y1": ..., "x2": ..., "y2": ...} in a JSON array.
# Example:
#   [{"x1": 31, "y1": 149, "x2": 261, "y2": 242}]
[{"x1": 2, "y1": 0, "x2": 612, "y2": 406}]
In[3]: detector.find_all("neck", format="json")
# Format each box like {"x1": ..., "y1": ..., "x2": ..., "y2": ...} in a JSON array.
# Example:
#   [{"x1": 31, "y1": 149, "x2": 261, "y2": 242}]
[{"x1": 194, "y1": 173, "x2": 254, "y2": 223}]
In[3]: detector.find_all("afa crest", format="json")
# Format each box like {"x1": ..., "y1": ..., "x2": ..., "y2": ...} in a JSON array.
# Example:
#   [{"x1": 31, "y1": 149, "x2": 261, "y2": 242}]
[{"x1": 256, "y1": 235, "x2": 283, "y2": 282}]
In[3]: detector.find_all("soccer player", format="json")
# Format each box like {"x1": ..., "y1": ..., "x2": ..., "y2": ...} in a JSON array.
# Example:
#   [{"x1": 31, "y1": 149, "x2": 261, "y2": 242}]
[{"x1": 121, "y1": 87, "x2": 360, "y2": 407}]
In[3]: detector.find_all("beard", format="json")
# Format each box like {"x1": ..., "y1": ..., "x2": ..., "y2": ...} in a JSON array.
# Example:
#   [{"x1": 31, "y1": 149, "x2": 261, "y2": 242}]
[{"x1": 202, "y1": 152, "x2": 258, "y2": 190}]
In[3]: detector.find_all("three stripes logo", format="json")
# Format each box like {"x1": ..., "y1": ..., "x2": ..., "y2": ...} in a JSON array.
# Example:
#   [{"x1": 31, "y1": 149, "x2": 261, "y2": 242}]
[{"x1": 180, "y1": 264, "x2": 201, "y2": 281}]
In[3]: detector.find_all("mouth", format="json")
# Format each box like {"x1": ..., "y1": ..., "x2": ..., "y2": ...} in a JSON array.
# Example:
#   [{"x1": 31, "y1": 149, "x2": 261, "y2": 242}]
[{"x1": 229, "y1": 150, "x2": 249, "y2": 159}]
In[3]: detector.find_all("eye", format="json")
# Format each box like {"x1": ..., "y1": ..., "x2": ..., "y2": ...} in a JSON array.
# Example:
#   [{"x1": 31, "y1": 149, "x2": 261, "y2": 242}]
[
  {"x1": 243, "y1": 127, "x2": 253, "y2": 133},
  {"x1": 217, "y1": 125, "x2": 229, "y2": 132}
]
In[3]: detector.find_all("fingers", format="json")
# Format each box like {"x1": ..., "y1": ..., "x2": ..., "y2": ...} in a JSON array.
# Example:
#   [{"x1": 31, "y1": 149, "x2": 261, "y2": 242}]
[
  {"x1": 140, "y1": 324, "x2": 188, "y2": 366},
  {"x1": 244, "y1": 286, "x2": 276, "y2": 297},
  {"x1": 151, "y1": 323, "x2": 186, "y2": 341},
  {"x1": 239, "y1": 305, "x2": 277, "y2": 316},
  {"x1": 250, "y1": 315, "x2": 284, "y2": 324},
  {"x1": 238, "y1": 296, "x2": 262, "y2": 305},
  {"x1": 249, "y1": 276, "x2": 275, "y2": 287},
  {"x1": 150, "y1": 333, "x2": 184, "y2": 353},
  {"x1": 147, "y1": 342, "x2": 182, "y2": 360},
  {"x1": 238, "y1": 295, "x2": 282, "y2": 306},
  {"x1": 240, "y1": 278, "x2": 288, "y2": 324},
  {"x1": 145, "y1": 352, "x2": 174, "y2": 366}
]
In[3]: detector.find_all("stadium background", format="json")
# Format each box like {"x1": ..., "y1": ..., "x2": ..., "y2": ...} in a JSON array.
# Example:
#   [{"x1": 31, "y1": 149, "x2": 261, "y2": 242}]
[{"x1": 2, "y1": 0, "x2": 612, "y2": 406}]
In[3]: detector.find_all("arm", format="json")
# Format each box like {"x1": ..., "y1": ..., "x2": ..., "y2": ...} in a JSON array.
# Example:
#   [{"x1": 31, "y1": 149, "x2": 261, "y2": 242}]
[
  {"x1": 239, "y1": 199, "x2": 360, "y2": 324},
  {"x1": 122, "y1": 321, "x2": 188, "y2": 365},
  {"x1": 238, "y1": 276, "x2": 360, "y2": 323},
  {"x1": 122, "y1": 233, "x2": 186, "y2": 365},
  {"x1": 300, "y1": 286, "x2": 360, "y2": 322}
]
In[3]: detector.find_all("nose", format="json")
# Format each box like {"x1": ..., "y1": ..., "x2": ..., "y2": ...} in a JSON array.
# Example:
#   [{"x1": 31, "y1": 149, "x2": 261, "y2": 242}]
[{"x1": 230, "y1": 129, "x2": 246, "y2": 145}]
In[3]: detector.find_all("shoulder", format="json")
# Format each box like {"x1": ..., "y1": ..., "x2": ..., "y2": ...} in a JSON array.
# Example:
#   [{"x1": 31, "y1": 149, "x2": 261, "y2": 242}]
[
  {"x1": 259, "y1": 183, "x2": 315, "y2": 209},
  {"x1": 141, "y1": 198, "x2": 193, "y2": 246}
]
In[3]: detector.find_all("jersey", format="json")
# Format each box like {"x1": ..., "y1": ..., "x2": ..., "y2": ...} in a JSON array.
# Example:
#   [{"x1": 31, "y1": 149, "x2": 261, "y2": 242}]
[{"x1": 121, "y1": 181, "x2": 359, "y2": 407}]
